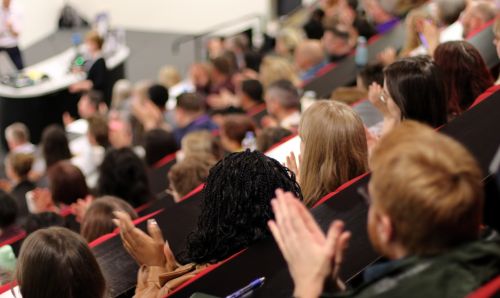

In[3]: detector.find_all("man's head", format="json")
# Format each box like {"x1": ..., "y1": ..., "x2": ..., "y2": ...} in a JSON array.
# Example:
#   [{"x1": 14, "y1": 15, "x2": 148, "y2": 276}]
[
  {"x1": 294, "y1": 39, "x2": 325, "y2": 72},
  {"x1": 462, "y1": 1, "x2": 496, "y2": 38},
  {"x1": 322, "y1": 26, "x2": 353, "y2": 60},
  {"x1": 78, "y1": 90, "x2": 104, "y2": 119},
  {"x1": 175, "y1": 93, "x2": 206, "y2": 128},
  {"x1": 264, "y1": 79, "x2": 300, "y2": 119},
  {"x1": 5, "y1": 122, "x2": 30, "y2": 151},
  {"x1": 367, "y1": 121, "x2": 483, "y2": 259},
  {"x1": 147, "y1": 84, "x2": 169, "y2": 111},
  {"x1": 238, "y1": 79, "x2": 264, "y2": 110}
]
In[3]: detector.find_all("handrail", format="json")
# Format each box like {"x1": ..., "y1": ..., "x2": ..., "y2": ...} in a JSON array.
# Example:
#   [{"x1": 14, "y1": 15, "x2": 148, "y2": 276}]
[{"x1": 171, "y1": 13, "x2": 264, "y2": 60}]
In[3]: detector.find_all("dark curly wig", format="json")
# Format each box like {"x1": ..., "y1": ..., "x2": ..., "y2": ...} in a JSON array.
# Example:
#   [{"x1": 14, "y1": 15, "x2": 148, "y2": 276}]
[
  {"x1": 96, "y1": 148, "x2": 152, "y2": 208},
  {"x1": 182, "y1": 150, "x2": 302, "y2": 264}
]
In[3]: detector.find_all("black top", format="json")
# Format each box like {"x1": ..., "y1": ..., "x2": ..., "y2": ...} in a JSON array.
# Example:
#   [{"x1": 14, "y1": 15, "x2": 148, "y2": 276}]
[
  {"x1": 10, "y1": 179, "x2": 36, "y2": 225},
  {"x1": 87, "y1": 57, "x2": 109, "y2": 102}
]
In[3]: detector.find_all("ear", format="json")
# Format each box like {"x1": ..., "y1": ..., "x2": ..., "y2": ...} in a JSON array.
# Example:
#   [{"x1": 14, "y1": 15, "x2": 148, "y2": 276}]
[{"x1": 377, "y1": 213, "x2": 394, "y2": 246}]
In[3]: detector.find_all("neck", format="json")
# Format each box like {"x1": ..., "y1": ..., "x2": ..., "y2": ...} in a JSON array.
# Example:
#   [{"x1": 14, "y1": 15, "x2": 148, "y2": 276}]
[
  {"x1": 241, "y1": 98, "x2": 260, "y2": 111},
  {"x1": 182, "y1": 111, "x2": 204, "y2": 127}
]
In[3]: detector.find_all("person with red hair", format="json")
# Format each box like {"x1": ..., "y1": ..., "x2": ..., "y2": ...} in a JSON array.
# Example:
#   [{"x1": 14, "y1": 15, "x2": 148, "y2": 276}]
[{"x1": 434, "y1": 41, "x2": 494, "y2": 117}]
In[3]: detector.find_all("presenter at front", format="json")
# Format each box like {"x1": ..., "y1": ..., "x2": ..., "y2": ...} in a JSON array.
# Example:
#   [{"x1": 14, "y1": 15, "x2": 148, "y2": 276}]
[{"x1": 0, "y1": 0, "x2": 23, "y2": 70}]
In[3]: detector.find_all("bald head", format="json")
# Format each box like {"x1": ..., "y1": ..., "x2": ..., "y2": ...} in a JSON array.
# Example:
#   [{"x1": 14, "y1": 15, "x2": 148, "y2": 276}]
[{"x1": 294, "y1": 40, "x2": 325, "y2": 72}]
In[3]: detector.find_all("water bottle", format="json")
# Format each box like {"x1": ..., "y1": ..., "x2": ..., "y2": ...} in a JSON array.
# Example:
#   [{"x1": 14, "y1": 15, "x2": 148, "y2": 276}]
[
  {"x1": 242, "y1": 131, "x2": 257, "y2": 151},
  {"x1": 355, "y1": 36, "x2": 368, "y2": 67}
]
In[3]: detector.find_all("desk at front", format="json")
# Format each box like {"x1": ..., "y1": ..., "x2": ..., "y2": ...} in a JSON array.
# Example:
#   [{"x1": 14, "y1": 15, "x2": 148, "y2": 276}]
[{"x1": 0, "y1": 46, "x2": 129, "y2": 148}]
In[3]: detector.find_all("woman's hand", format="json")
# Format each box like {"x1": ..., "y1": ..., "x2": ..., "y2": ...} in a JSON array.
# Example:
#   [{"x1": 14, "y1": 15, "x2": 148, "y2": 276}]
[
  {"x1": 368, "y1": 83, "x2": 401, "y2": 122},
  {"x1": 31, "y1": 188, "x2": 55, "y2": 213},
  {"x1": 286, "y1": 151, "x2": 301, "y2": 184},
  {"x1": 268, "y1": 190, "x2": 351, "y2": 298},
  {"x1": 113, "y1": 211, "x2": 177, "y2": 268}
]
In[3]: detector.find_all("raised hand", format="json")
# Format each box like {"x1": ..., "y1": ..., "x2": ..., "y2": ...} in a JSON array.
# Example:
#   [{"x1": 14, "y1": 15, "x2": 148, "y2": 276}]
[{"x1": 268, "y1": 189, "x2": 351, "y2": 298}]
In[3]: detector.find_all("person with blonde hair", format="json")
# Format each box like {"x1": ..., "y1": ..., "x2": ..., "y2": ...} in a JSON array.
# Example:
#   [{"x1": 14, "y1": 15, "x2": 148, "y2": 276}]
[
  {"x1": 287, "y1": 100, "x2": 368, "y2": 206},
  {"x1": 180, "y1": 130, "x2": 224, "y2": 162},
  {"x1": 275, "y1": 28, "x2": 304, "y2": 61},
  {"x1": 158, "y1": 65, "x2": 181, "y2": 89},
  {"x1": 270, "y1": 121, "x2": 499, "y2": 298},
  {"x1": 259, "y1": 55, "x2": 300, "y2": 88}
]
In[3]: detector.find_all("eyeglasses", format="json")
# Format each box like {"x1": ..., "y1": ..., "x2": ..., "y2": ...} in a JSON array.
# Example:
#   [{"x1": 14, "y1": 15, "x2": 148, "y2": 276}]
[{"x1": 357, "y1": 184, "x2": 372, "y2": 206}]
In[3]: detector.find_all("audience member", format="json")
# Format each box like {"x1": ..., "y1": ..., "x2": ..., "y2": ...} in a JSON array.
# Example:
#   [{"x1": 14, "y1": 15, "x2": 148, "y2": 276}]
[
  {"x1": 97, "y1": 148, "x2": 152, "y2": 208},
  {"x1": 288, "y1": 100, "x2": 368, "y2": 206},
  {"x1": 16, "y1": 227, "x2": 107, "y2": 298},
  {"x1": 80, "y1": 196, "x2": 137, "y2": 243},
  {"x1": 269, "y1": 121, "x2": 500, "y2": 298},
  {"x1": 5, "y1": 122, "x2": 35, "y2": 154},
  {"x1": 303, "y1": 8, "x2": 325, "y2": 39},
  {"x1": 368, "y1": 56, "x2": 447, "y2": 136},
  {"x1": 434, "y1": 41, "x2": 494, "y2": 116},
  {"x1": 77, "y1": 90, "x2": 106, "y2": 120},
  {"x1": 256, "y1": 127, "x2": 293, "y2": 152},
  {"x1": 5, "y1": 152, "x2": 35, "y2": 223},
  {"x1": 209, "y1": 56, "x2": 235, "y2": 95},
  {"x1": 180, "y1": 130, "x2": 224, "y2": 162},
  {"x1": 461, "y1": 1, "x2": 496, "y2": 38},
  {"x1": 294, "y1": 39, "x2": 328, "y2": 82},
  {"x1": 435, "y1": 0, "x2": 466, "y2": 41},
  {"x1": 238, "y1": 79, "x2": 265, "y2": 112},
  {"x1": 275, "y1": 28, "x2": 304, "y2": 61},
  {"x1": 158, "y1": 65, "x2": 181, "y2": 89},
  {"x1": 322, "y1": 26, "x2": 355, "y2": 62},
  {"x1": 362, "y1": 0, "x2": 399, "y2": 34},
  {"x1": 259, "y1": 56, "x2": 300, "y2": 88},
  {"x1": 143, "y1": 128, "x2": 178, "y2": 167},
  {"x1": 220, "y1": 114, "x2": 256, "y2": 152},
  {"x1": 168, "y1": 155, "x2": 216, "y2": 202},
  {"x1": 264, "y1": 80, "x2": 301, "y2": 130},
  {"x1": 0, "y1": 191, "x2": 21, "y2": 243},
  {"x1": 40, "y1": 125, "x2": 72, "y2": 169},
  {"x1": 111, "y1": 79, "x2": 132, "y2": 111},
  {"x1": 72, "y1": 114, "x2": 109, "y2": 188},
  {"x1": 173, "y1": 93, "x2": 218, "y2": 144},
  {"x1": 114, "y1": 150, "x2": 302, "y2": 295}
]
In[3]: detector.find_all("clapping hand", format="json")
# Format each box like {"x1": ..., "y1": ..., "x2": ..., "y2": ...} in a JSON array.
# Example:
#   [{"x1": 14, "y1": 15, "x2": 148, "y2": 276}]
[{"x1": 268, "y1": 190, "x2": 351, "y2": 298}]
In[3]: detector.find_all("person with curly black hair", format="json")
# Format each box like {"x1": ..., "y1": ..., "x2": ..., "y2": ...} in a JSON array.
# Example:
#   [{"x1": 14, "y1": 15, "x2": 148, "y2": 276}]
[
  {"x1": 96, "y1": 148, "x2": 152, "y2": 208},
  {"x1": 114, "y1": 150, "x2": 302, "y2": 296}
]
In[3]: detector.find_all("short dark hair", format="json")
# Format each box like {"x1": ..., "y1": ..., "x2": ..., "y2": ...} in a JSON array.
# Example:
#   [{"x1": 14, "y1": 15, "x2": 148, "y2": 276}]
[
  {"x1": 359, "y1": 63, "x2": 385, "y2": 89},
  {"x1": 17, "y1": 227, "x2": 106, "y2": 298},
  {"x1": 241, "y1": 79, "x2": 264, "y2": 103},
  {"x1": 6, "y1": 152, "x2": 34, "y2": 178},
  {"x1": 212, "y1": 56, "x2": 233, "y2": 76},
  {"x1": 97, "y1": 148, "x2": 152, "y2": 208},
  {"x1": 182, "y1": 150, "x2": 302, "y2": 264},
  {"x1": 176, "y1": 92, "x2": 205, "y2": 113},
  {"x1": 82, "y1": 90, "x2": 104, "y2": 110},
  {"x1": 143, "y1": 129, "x2": 178, "y2": 166},
  {"x1": 221, "y1": 115, "x2": 256, "y2": 144},
  {"x1": 266, "y1": 79, "x2": 300, "y2": 110},
  {"x1": 88, "y1": 114, "x2": 109, "y2": 148},
  {"x1": 0, "y1": 190, "x2": 17, "y2": 228},
  {"x1": 147, "y1": 84, "x2": 169, "y2": 109},
  {"x1": 384, "y1": 56, "x2": 448, "y2": 128},
  {"x1": 24, "y1": 212, "x2": 66, "y2": 234},
  {"x1": 41, "y1": 125, "x2": 72, "y2": 168},
  {"x1": 47, "y1": 161, "x2": 89, "y2": 206}
]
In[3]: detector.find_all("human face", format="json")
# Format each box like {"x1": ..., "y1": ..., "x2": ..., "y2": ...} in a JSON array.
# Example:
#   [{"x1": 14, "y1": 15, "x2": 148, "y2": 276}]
[
  {"x1": 322, "y1": 31, "x2": 349, "y2": 56},
  {"x1": 78, "y1": 95, "x2": 96, "y2": 119}
]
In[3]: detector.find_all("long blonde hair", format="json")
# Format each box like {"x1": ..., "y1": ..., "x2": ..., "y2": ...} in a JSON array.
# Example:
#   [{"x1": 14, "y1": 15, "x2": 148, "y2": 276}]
[{"x1": 299, "y1": 100, "x2": 368, "y2": 206}]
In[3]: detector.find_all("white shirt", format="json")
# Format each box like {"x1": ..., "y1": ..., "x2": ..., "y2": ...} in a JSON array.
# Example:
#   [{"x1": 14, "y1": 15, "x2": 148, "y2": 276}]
[
  {"x1": 0, "y1": 3, "x2": 21, "y2": 48},
  {"x1": 280, "y1": 111, "x2": 301, "y2": 131}
]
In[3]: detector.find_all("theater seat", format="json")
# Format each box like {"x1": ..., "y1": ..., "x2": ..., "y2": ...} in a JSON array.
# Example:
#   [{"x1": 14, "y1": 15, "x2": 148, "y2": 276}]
[{"x1": 466, "y1": 276, "x2": 500, "y2": 298}]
